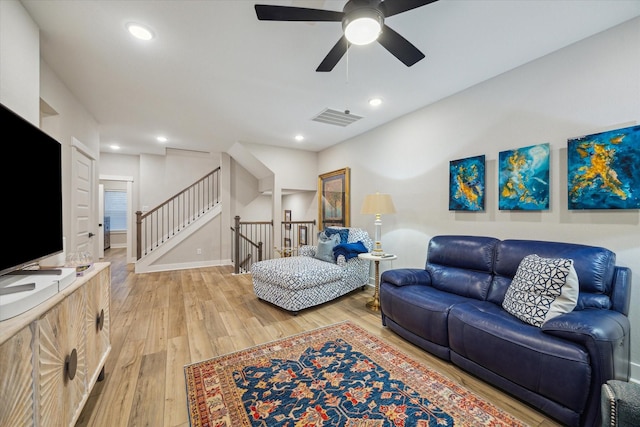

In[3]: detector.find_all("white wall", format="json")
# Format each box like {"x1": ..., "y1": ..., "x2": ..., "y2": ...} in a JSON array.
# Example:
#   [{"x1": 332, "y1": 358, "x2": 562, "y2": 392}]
[
  {"x1": 100, "y1": 153, "x2": 140, "y2": 181},
  {"x1": 0, "y1": 0, "x2": 39, "y2": 121},
  {"x1": 137, "y1": 149, "x2": 220, "y2": 211},
  {"x1": 230, "y1": 159, "x2": 266, "y2": 221},
  {"x1": 242, "y1": 143, "x2": 318, "y2": 192},
  {"x1": 165, "y1": 148, "x2": 221, "y2": 195},
  {"x1": 320, "y1": 17, "x2": 640, "y2": 379},
  {"x1": 151, "y1": 215, "x2": 226, "y2": 267},
  {"x1": 283, "y1": 192, "x2": 317, "y2": 225}
]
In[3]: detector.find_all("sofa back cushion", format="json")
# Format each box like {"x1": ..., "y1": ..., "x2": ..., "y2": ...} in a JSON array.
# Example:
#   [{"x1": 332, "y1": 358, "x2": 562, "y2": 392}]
[
  {"x1": 426, "y1": 235, "x2": 499, "y2": 300},
  {"x1": 489, "y1": 239, "x2": 617, "y2": 310}
]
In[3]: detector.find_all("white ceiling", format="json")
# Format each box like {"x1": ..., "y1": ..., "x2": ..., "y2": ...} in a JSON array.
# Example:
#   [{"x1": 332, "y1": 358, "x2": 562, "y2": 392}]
[{"x1": 20, "y1": 0, "x2": 640, "y2": 156}]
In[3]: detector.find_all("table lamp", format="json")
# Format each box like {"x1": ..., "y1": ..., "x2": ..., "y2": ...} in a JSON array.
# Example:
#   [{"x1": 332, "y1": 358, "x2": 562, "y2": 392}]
[{"x1": 360, "y1": 192, "x2": 396, "y2": 255}]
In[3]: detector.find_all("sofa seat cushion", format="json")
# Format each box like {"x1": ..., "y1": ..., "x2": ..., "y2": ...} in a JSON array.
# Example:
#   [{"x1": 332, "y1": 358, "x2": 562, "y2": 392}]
[
  {"x1": 448, "y1": 300, "x2": 591, "y2": 413},
  {"x1": 251, "y1": 256, "x2": 344, "y2": 291},
  {"x1": 380, "y1": 283, "x2": 472, "y2": 348}
]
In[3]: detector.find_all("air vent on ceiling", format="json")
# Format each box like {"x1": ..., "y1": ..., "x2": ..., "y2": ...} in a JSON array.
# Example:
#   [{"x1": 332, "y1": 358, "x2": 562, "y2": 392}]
[{"x1": 312, "y1": 108, "x2": 363, "y2": 127}]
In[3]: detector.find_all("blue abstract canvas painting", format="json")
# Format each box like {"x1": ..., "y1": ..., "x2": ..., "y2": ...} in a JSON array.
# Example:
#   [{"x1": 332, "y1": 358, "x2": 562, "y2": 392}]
[
  {"x1": 449, "y1": 155, "x2": 485, "y2": 211},
  {"x1": 568, "y1": 125, "x2": 640, "y2": 209},
  {"x1": 499, "y1": 143, "x2": 550, "y2": 210}
]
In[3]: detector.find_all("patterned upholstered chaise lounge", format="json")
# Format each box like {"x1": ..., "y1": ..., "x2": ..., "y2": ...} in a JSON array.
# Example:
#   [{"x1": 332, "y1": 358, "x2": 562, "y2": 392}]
[{"x1": 250, "y1": 227, "x2": 373, "y2": 314}]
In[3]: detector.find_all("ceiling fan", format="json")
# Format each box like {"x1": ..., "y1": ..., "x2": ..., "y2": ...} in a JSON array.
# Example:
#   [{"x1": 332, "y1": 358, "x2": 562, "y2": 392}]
[{"x1": 254, "y1": 0, "x2": 438, "y2": 72}]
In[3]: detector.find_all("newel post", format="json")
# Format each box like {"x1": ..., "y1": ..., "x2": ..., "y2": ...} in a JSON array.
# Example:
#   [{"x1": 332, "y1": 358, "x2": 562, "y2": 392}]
[
  {"x1": 136, "y1": 211, "x2": 142, "y2": 260},
  {"x1": 234, "y1": 215, "x2": 241, "y2": 274}
]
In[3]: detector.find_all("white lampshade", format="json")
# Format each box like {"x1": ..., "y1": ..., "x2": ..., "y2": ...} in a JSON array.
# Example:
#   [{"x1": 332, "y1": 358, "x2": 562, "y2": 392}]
[
  {"x1": 361, "y1": 192, "x2": 395, "y2": 254},
  {"x1": 360, "y1": 192, "x2": 396, "y2": 215}
]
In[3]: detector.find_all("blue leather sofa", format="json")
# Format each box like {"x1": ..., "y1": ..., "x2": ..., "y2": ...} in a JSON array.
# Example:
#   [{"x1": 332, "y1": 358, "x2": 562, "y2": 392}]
[{"x1": 380, "y1": 235, "x2": 631, "y2": 427}]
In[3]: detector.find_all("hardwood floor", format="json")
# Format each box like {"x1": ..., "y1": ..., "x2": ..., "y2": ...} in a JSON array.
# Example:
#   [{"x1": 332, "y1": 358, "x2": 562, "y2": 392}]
[{"x1": 76, "y1": 248, "x2": 561, "y2": 427}]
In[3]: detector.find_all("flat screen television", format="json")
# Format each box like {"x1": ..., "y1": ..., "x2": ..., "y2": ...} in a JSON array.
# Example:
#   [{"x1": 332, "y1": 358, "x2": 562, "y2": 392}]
[{"x1": 0, "y1": 102, "x2": 63, "y2": 277}]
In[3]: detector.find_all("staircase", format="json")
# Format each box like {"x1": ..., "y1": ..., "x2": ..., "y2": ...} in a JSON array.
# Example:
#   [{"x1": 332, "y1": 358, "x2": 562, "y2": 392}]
[
  {"x1": 134, "y1": 168, "x2": 221, "y2": 273},
  {"x1": 133, "y1": 165, "x2": 317, "y2": 275}
]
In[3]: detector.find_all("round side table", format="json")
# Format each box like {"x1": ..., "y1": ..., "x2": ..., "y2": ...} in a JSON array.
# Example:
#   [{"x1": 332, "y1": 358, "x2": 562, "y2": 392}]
[{"x1": 358, "y1": 253, "x2": 397, "y2": 311}]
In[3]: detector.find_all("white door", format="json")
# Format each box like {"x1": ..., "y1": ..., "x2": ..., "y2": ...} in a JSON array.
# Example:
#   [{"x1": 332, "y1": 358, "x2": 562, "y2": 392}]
[{"x1": 71, "y1": 139, "x2": 97, "y2": 259}]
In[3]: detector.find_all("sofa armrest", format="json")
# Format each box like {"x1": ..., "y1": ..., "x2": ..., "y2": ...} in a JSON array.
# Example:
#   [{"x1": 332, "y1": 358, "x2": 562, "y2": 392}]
[
  {"x1": 380, "y1": 268, "x2": 432, "y2": 287},
  {"x1": 336, "y1": 255, "x2": 370, "y2": 285},
  {"x1": 542, "y1": 309, "x2": 631, "y2": 381},
  {"x1": 542, "y1": 309, "x2": 629, "y2": 344},
  {"x1": 611, "y1": 266, "x2": 632, "y2": 315}
]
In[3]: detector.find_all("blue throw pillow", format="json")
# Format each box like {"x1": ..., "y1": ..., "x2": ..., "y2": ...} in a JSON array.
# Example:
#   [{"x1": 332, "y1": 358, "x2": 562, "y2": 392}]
[
  {"x1": 315, "y1": 232, "x2": 341, "y2": 263},
  {"x1": 333, "y1": 241, "x2": 368, "y2": 260},
  {"x1": 324, "y1": 227, "x2": 350, "y2": 244}
]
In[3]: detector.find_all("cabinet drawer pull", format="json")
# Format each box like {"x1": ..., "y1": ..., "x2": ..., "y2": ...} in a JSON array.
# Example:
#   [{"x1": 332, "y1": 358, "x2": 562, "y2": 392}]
[
  {"x1": 65, "y1": 348, "x2": 78, "y2": 381},
  {"x1": 96, "y1": 308, "x2": 105, "y2": 331}
]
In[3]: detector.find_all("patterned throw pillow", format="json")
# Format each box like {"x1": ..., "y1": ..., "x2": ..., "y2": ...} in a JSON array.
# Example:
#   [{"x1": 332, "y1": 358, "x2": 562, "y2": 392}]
[
  {"x1": 315, "y1": 232, "x2": 341, "y2": 263},
  {"x1": 502, "y1": 254, "x2": 579, "y2": 327}
]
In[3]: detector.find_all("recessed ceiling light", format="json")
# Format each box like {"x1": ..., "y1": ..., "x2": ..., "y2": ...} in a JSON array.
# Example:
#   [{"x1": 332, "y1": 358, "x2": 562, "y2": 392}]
[
  {"x1": 126, "y1": 23, "x2": 154, "y2": 41},
  {"x1": 295, "y1": 134, "x2": 304, "y2": 142},
  {"x1": 110, "y1": 144, "x2": 121, "y2": 150},
  {"x1": 369, "y1": 97, "x2": 383, "y2": 107},
  {"x1": 157, "y1": 136, "x2": 168, "y2": 143}
]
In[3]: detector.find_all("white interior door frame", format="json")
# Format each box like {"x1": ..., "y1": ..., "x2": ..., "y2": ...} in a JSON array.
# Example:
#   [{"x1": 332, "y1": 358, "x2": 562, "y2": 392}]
[
  {"x1": 98, "y1": 184, "x2": 104, "y2": 259},
  {"x1": 99, "y1": 174, "x2": 134, "y2": 263}
]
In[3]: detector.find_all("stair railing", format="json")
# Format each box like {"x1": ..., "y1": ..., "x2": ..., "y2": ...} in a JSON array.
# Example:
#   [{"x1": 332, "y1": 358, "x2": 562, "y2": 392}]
[
  {"x1": 136, "y1": 167, "x2": 220, "y2": 259},
  {"x1": 230, "y1": 217, "x2": 318, "y2": 274},
  {"x1": 231, "y1": 216, "x2": 273, "y2": 274},
  {"x1": 277, "y1": 220, "x2": 317, "y2": 257}
]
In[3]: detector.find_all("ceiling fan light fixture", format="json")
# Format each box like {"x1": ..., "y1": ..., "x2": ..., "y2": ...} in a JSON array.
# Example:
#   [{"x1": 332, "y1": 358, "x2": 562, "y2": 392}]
[
  {"x1": 255, "y1": 0, "x2": 433, "y2": 72},
  {"x1": 343, "y1": 8, "x2": 383, "y2": 45}
]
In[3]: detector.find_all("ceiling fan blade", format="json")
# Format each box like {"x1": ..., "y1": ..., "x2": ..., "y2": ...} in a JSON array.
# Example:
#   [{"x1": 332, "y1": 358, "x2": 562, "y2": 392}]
[
  {"x1": 255, "y1": 5, "x2": 343, "y2": 21},
  {"x1": 377, "y1": 24, "x2": 425, "y2": 67},
  {"x1": 316, "y1": 36, "x2": 350, "y2": 72},
  {"x1": 382, "y1": 0, "x2": 438, "y2": 17}
]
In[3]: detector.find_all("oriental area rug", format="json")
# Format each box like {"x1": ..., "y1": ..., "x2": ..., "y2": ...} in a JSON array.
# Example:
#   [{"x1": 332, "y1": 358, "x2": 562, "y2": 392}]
[{"x1": 184, "y1": 321, "x2": 525, "y2": 427}]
